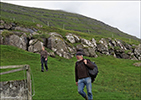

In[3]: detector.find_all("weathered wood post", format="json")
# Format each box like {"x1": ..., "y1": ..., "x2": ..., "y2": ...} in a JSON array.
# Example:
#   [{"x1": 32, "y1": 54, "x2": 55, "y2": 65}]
[{"x1": 26, "y1": 65, "x2": 32, "y2": 100}]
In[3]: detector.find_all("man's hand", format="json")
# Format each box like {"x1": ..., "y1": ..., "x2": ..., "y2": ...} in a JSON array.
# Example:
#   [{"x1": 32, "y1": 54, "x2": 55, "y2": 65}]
[
  {"x1": 84, "y1": 59, "x2": 87, "y2": 64},
  {"x1": 76, "y1": 82, "x2": 78, "y2": 86},
  {"x1": 45, "y1": 58, "x2": 47, "y2": 61}
]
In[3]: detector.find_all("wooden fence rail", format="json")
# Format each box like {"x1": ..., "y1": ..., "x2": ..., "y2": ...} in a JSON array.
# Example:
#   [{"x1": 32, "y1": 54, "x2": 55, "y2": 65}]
[
  {"x1": 0, "y1": 65, "x2": 28, "y2": 69},
  {"x1": 0, "y1": 65, "x2": 32, "y2": 100}
]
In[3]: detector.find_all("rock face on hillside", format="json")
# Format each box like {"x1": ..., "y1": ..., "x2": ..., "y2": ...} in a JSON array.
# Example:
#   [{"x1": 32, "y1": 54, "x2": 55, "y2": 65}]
[
  {"x1": 2, "y1": 33, "x2": 27, "y2": 50},
  {"x1": 0, "y1": 20, "x2": 141, "y2": 60}
]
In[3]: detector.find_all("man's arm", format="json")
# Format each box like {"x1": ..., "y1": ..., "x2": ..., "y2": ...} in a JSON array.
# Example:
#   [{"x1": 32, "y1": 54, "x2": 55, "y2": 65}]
[
  {"x1": 45, "y1": 51, "x2": 48, "y2": 61},
  {"x1": 84, "y1": 59, "x2": 94, "y2": 69}
]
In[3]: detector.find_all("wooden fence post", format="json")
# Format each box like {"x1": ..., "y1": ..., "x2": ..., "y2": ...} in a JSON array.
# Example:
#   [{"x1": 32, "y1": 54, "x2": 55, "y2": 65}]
[{"x1": 26, "y1": 65, "x2": 32, "y2": 100}]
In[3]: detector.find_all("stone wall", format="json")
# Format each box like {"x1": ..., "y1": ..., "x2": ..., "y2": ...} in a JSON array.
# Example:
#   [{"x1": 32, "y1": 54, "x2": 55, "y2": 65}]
[{"x1": 0, "y1": 80, "x2": 28, "y2": 100}]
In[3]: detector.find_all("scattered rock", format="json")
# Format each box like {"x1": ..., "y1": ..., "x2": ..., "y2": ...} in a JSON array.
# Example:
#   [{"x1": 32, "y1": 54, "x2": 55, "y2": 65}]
[{"x1": 133, "y1": 62, "x2": 141, "y2": 67}]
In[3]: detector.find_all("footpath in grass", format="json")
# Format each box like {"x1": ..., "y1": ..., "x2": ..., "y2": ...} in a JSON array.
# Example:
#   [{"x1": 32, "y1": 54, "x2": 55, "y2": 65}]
[{"x1": 0, "y1": 45, "x2": 140, "y2": 100}]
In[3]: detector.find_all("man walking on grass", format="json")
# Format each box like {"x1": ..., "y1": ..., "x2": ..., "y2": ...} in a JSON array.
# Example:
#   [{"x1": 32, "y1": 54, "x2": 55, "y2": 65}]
[
  {"x1": 40, "y1": 46, "x2": 48, "y2": 72},
  {"x1": 75, "y1": 51, "x2": 95, "y2": 100}
]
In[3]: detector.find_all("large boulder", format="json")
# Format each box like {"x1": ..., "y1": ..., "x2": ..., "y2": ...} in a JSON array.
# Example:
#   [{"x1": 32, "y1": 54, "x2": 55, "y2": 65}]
[
  {"x1": 48, "y1": 52, "x2": 55, "y2": 58},
  {"x1": 56, "y1": 50, "x2": 72, "y2": 59},
  {"x1": 114, "y1": 49, "x2": 124, "y2": 59},
  {"x1": 66, "y1": 33, "x2": 80, "y2": 43},
  {"x1": 83, "y1": 49, "x2": 90, "y2": 57},
  {"x1": 67, "y1": 45, "x2": 76, "y2": 55},
  {"x1": 66, "y1": 33, "x2": 76, "y2": 43},
  {"x1": 99, "y1": 38, "x2": 108, "y2": 48},
  {"x1": 4, "y1": 24, "x2": 13, "y2": 29},
  {"x1": 91, "y1": 38, "x2": 97, "y2": 47},
  {"x1": 81, "y1": 38, "x2": 94, "y2": 47},
  {"x1": 48, "y1": 36, "x2": 68, "y2": 52},
  {"x1": 134, "y1": 44, "x2": 141, "y2": 60},
  {"x1": 14, "y1": 27, "x2": 29, "y2": 33},
  {"x1": 49, "y1": 32, "x2": 62, "y2": 38},
  {"x1": 74, "y1": 34, "x2": 80, "y2": 43},
  {"x1": 20, "y1": 33, "x2": 28, "y2": 50},
  {"x1": 47, "y1": 35, "x2": 72, "y2": 59},
  {"x1": 87, "y1": 48, "x2": 98, "y2": 57},
  {"x1": 97, "y1": 38, "x2": 109, "y2": 55},
  {"x1": 0, "y1": 20, "x2": 5, "y2": 28},
  {"x1": 114, "y1": 49, "x2": 134, "y2": 59},
  {"x1": 28, "y1": 39, "x2": 43, "y2": 53},
  {"x1": 108, "y1": 38, "x2": 117, "y2": 48},
  {"x1": 123, "y1": 42, "x2": 132, "y2": 50},
  {"x1": 3, "y1": 34, "x2": 27, "y2": 50},
  {"x1": 76, "y1": 44, "x2": 83, "y2": 50},
  {"x1": 115, "y1": 39, "x2": 127, "y2": 50},
  {"x1": 109, "y1": 48, "x2": 116, "y2": 58},
  {"x1": 97, "y1": 43, "x2": 109, "y2": 55}
]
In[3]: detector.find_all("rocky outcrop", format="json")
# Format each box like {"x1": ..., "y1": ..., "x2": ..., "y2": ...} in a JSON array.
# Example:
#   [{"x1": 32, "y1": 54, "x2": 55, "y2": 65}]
[
  {"x1": 47, "y1": 33, "x2": 75, "y2": 59},
  {"x1": 2, "y1": 34, "x2": 27, "y2": 50},
  {"x1": 0, "y1": 32, "x2": 3, "y2": 44},
  {"x1": 0, "y1": 20, "x2": 141, "y2": 60},
  {"x1": 97, "y1": 38, "x2": 109, "y2": 55},
  {"x1": 134, "y1": 44, "x2": 141, "y2": 60},
  {"x1": 28, "y1": 39, "x2": 43, "y2": 53}
]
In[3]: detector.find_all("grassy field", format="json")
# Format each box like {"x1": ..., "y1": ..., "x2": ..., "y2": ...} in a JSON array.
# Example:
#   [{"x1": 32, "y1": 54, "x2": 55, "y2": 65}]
[{"x1": 0, "y1": 45, "x2": 140, "y2": 100}]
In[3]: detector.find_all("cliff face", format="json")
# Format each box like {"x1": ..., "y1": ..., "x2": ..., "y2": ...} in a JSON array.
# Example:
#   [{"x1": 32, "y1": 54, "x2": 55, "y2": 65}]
[{"x1": 0, "y1": 20, "x2": 140, "y2": 60}]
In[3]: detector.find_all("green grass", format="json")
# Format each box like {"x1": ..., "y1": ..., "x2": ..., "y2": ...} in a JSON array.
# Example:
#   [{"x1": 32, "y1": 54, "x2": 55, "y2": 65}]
[
  {"x1": 1, "y1": 2, "x2": 141, "y2": 45},
  {"x1": 0, "y1": 45, "x2": 140, "y2": 100}
]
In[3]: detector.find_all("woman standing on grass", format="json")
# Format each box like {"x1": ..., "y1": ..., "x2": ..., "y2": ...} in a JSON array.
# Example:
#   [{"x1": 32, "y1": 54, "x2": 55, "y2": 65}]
[{"x1": 40, "y1": 46, "x2": 48, "y2": 72}]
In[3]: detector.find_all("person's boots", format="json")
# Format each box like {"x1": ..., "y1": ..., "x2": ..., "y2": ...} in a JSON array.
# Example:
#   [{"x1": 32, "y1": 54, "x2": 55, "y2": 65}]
[{"x1": 84, "y1": 95, "x2": 88, "y2": 100}]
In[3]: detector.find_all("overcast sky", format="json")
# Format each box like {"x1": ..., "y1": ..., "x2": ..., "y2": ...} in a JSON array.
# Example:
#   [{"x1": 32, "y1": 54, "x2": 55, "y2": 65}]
[{"x1": 1, "y1": 0, "x2": 141, "y2": 39}]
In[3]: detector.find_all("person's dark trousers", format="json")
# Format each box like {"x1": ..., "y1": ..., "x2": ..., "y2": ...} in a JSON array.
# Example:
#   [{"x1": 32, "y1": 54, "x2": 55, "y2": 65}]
[{"x1": 41, "y1": 57, "x2": 48, "y2": 71}]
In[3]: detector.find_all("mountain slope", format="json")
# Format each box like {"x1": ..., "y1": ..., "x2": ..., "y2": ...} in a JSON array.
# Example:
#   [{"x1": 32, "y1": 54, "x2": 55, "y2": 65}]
[
  {"x1": 0, "y1": 45, "x2": 140, "y2": 100},
  {"x1": 1, "y1": 2, "x2": 140, "y2": 41}
]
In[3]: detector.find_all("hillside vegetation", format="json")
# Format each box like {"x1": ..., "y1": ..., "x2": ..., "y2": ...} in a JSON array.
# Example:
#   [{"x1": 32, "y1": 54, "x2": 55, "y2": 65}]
[
  {"x1": 0, "y1": 2, "x2": 141, "y2": 99},
  {"x1": 0, "y1": 45, "x2": 140, "y2": 100},
  {"x1": 1, "y1": 2, "x2": 140, "y2": 42}
]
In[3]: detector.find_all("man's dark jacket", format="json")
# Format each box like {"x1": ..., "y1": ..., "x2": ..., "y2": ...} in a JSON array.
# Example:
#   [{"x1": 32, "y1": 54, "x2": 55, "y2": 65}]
[{"x1": 75, "y1": 59, "x2": 95, "y2": 82}]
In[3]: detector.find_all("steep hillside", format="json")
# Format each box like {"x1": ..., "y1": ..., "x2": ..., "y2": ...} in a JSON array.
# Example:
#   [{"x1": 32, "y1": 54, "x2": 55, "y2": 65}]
[
  {"x1": 0, "y1": 45, "x2": 140, "y2": 100},
  {"x1": 0, "y1": 2, "x2": 140, "y2": 41}
]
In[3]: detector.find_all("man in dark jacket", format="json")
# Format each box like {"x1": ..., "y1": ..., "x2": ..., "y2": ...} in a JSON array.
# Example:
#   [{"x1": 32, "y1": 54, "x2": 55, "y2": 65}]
[
  {"x1": 75, "y1": 51, "x2": 94, "y2": 100},
  {"x1": 40, "y1": 46, "x2": 48, "y2": 72}
]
